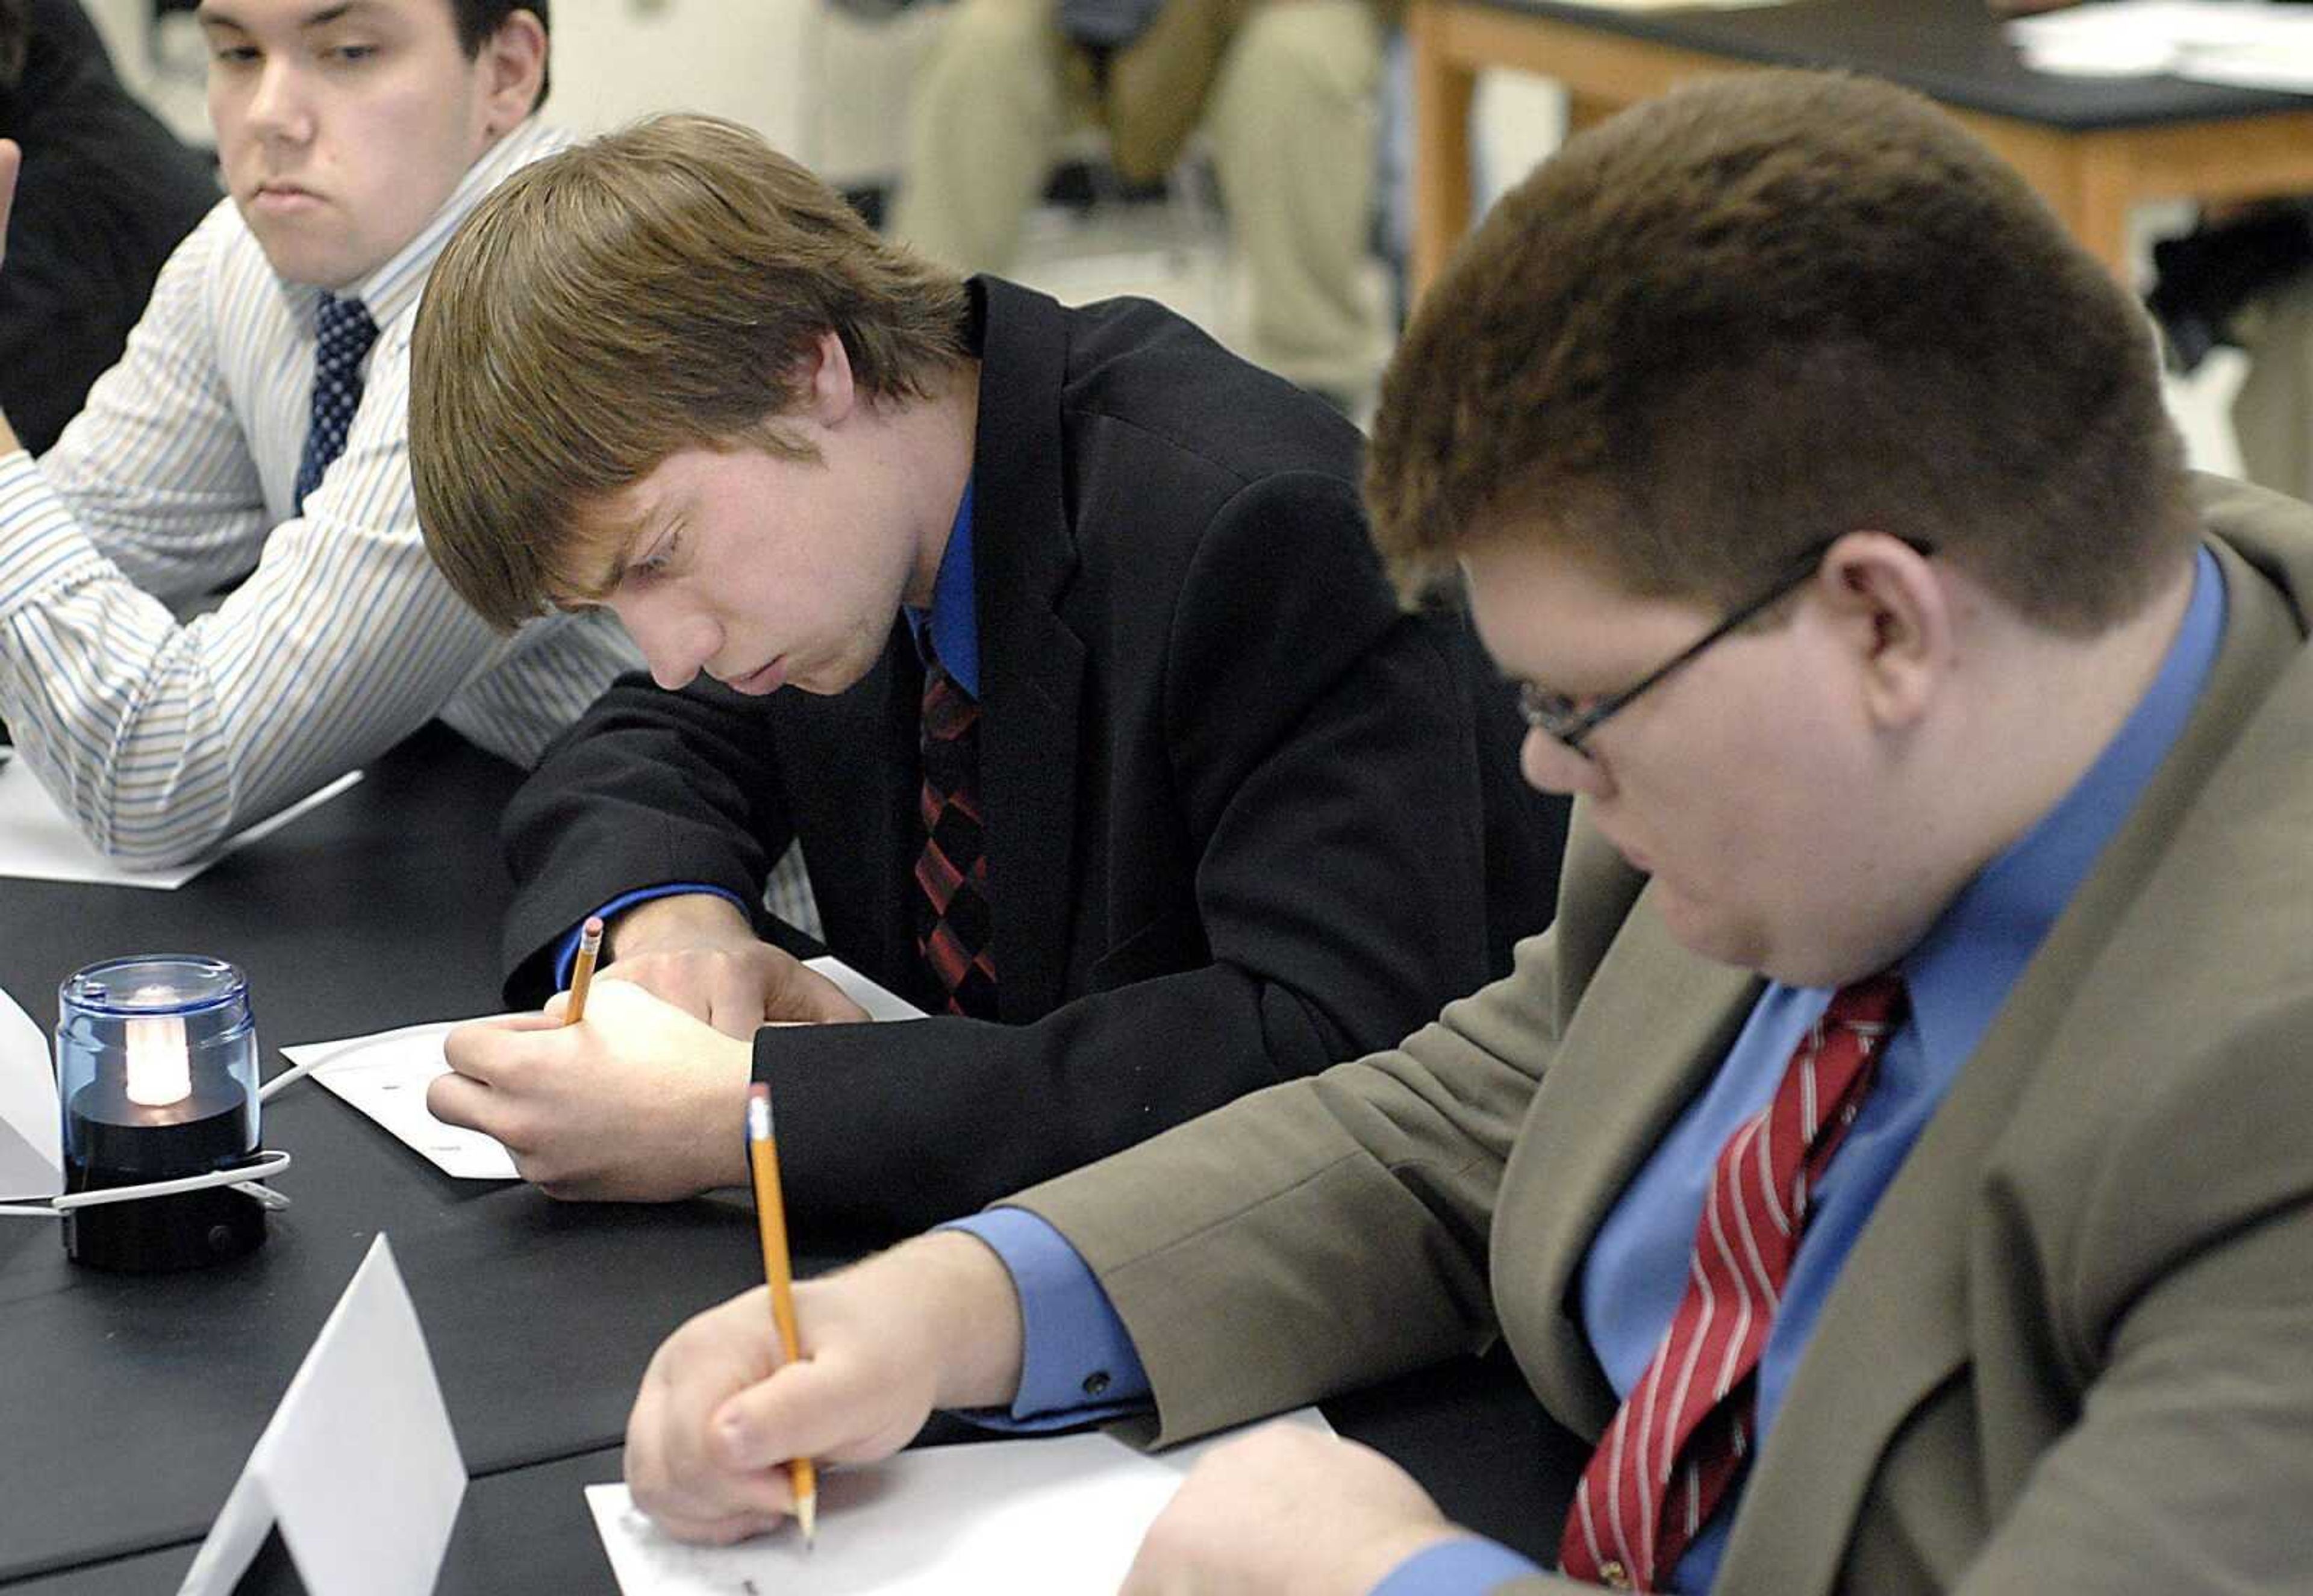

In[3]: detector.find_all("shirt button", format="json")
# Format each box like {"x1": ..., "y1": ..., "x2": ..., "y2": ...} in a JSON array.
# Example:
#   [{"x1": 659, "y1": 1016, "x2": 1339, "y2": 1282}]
[
  {"x1": 1081, "y1": 1370, "x2": 1111, "y2": 1397},
  {"x1": 1599, "y1": 1560, "x2": 1632, "y2": 1589}
]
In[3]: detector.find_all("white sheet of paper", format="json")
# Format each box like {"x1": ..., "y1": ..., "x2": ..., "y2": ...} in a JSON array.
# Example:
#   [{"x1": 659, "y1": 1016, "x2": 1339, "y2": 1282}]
[
  {"x1": 2009, "y1": 1, "x2": 2313, "y2": 91},
  {"x1": 802, "y1": 955, "x2": 928, "y2": 1021},
  {"x1": 281, "y1": 1019, "x2": 520, "y2": 1180},
  {"x1": 588, "y1": 1410, "x2": 1332, "y2": 1595},
  {"x1": 0, "y1": 765, "x2": 363, "y2": 888},
  {"x1": 178, "y1": 1235, "x2": 466, "y2": 1596},
  {"x1": 2179, "y1": 41, "x2": 2313, "y2": 92},
  {"x1": 0, "y1": 980, "x2": 60, "y2": 1201}
]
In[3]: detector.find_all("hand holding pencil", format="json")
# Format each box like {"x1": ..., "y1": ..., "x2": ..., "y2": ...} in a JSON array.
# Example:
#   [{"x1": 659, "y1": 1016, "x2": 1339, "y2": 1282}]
[{"x1": 622, "y1": 1227, "x2": 1032, "y2": 1545}]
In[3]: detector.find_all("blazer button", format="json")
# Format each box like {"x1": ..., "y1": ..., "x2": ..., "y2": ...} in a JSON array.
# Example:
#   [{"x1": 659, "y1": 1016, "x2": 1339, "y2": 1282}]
[{"x1": 1082, "y1": 1370, "x2": 1112, "y2": 1397}]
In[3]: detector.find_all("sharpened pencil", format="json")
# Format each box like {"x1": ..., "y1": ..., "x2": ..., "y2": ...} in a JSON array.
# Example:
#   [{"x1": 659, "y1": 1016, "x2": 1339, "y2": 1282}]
[
  {"x1": 564, "y1": 915, "x2": 604, "y2": 1025},
  {"x1": 746, "y1": 1082, "x2": 818, "y2": 1543}
]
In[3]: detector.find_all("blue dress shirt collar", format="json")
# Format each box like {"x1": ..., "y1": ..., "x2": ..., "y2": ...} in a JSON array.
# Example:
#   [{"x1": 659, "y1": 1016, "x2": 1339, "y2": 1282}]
[{"x1": 904, "y1": 480, "x2": 979, "y2": 700}]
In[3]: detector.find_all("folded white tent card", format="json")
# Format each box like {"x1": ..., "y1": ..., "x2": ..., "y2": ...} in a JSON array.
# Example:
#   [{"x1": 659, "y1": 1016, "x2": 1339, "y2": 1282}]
[
  {"x1": 178, "y1": 1235, "x2": 466, "y2": 1596},
  {"x1": 0, "y1": 980, "x2": 58, "y2": 1202}
]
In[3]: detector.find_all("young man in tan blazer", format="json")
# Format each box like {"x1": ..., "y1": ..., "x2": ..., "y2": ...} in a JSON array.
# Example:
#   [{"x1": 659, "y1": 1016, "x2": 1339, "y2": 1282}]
[{"x1": 616, "y1": 72, "x2": 2313, "y2": 1594}]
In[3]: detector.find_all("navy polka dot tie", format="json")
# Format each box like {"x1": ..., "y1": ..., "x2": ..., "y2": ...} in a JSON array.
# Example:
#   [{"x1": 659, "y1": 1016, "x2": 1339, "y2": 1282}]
[{"x1": 293, "y1": 293, "x2": 379, "y2": 515}]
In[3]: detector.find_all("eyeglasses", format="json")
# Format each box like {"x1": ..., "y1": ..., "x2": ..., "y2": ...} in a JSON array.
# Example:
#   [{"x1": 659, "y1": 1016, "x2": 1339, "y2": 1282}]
[{"x1": 1516, "y1": 537, "x2": 1934, "y2": 757}]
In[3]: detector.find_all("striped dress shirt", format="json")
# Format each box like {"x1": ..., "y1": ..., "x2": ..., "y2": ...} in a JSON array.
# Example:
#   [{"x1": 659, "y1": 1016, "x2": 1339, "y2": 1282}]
[{"x1": 0, "y1": 119, "x2": 641, "y2": 867}]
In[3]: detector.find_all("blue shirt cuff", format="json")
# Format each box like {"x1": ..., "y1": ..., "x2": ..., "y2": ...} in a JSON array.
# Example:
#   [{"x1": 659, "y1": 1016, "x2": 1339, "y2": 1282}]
[
  {"x1": 551, "y1": 884, "x2": 751, "y2": 987},
  {"x1": 938, "y1": 1206, "x2": 1151, "y2": 1430},
  {"x1": 1371, "y1": 1537, "x2": 1546, "y2": 1596}
]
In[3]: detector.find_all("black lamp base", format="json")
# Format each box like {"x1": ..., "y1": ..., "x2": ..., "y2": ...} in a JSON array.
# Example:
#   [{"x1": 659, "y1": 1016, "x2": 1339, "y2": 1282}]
[
  {"x1": 62, "y1": 1078, "x2": 267, "y2": 1272},
  {"x1": 63, "y1": 1179, "x2": 267, "y2": 1272}
]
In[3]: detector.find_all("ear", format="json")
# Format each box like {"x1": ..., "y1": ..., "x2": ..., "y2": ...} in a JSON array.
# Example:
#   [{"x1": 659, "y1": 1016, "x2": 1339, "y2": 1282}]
[
  {"x1": 476, "y1": 9, "x2": 548, "y2": 138},
  {"x1": 1815, "y1": 532, "x2": 1952, "y2": 733},
  {"x1": 801, "y1": 329, "x2": 859, "y2": 431}
]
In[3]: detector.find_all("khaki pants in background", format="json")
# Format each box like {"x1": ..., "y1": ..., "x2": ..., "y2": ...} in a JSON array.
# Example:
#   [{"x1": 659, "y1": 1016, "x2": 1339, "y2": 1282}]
[
  {"x1": 894, "y1": 0, "x2": 1389, "y2": 399},
  {"x1": 2235, "y1": 275, "x2": 2313, "y2": 503}
]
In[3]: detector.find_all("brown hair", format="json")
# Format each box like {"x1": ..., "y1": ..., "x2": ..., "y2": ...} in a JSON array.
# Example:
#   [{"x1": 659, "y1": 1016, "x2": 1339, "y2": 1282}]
[
  {"x1": 1367, "y1": 71, "x2": 2194, "y2": 633},
  {"x1": 410, "y1": 112, "x2": 970, "y2": 631},
  {"x1": 451, "y1": 1, "x2": 551, "y2": 111}
]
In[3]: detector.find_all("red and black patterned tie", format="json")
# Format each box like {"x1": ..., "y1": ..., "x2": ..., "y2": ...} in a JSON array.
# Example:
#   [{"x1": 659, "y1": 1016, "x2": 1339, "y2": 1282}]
[
  {"x1": 1558, "y1": 973, "x2": 1908, "y2": 1591},
  {"x1": 914, "y1": 637, "x2": 997, "y2": 1018}
]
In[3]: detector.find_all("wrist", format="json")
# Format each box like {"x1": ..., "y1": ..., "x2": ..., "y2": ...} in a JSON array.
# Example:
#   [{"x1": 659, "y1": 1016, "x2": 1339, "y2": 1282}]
[
  {"x1": 610, "y1": 891, "x2": 751, "y2": 958},
  {"x1": 875, "y1": 1231, "x2": 1025, "y2": 1411},
  {"x1": 1350, "y1": 1524, "x2": 1475, "y2": 1594},
  {"x1": 698, "y1": 1032, "x2": 757, "y2": 1189}
]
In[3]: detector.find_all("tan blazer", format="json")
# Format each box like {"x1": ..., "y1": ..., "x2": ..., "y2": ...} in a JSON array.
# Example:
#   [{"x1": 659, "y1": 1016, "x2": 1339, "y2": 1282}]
[{"x1": 1020, "y1": 474, "x2": 2313, "y2": 1593}]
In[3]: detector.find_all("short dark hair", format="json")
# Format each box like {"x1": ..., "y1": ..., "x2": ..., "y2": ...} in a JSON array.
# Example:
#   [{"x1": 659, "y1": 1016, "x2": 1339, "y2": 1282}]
[
  {"x1": 449, "y1": 0, "x2": 550, "y2": 111},
  {"x1": 1367, "y1": 70, "x2": 2195, "y2": 634}
]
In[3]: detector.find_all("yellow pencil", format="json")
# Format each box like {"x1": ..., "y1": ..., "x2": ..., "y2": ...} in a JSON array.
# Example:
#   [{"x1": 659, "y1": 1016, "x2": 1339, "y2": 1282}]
[
  {"x1": 746, "y1": 1082, "x2": 818, "y2": 1543},
  {"x1": 564, "y1": 915, "x2": 604, "y2": 1026}
]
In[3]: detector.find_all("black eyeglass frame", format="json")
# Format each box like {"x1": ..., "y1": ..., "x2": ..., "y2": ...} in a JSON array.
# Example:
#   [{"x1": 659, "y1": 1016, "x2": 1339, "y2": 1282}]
[{"x1": 1517, "y1": 535, "x2": 1937, "y2": 756}]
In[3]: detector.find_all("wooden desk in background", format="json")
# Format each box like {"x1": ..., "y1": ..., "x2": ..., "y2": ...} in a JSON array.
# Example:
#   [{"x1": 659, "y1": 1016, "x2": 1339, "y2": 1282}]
[{"x1": 1412, "y1": 0, "x2": 2313, "y2": 295}]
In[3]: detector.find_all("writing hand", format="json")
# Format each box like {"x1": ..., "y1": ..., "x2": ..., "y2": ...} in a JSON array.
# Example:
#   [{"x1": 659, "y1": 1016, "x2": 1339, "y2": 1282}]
[
  {"x1": 626, "y1": 1233, "x2": 1025, "y2": 1543},
  {"x1": 599, "y1": 893, "x2": 869, "y2": 1036},
  {"x1": 1122, "y1": 1426, "x2": 1464, "y2": 1595},
  {"x1": 431, "y1": 978, "x2": 754, "y2": 1199}
]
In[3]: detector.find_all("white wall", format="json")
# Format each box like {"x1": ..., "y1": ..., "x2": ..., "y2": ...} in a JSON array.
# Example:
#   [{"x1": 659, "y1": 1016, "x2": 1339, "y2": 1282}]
[{"x1": 548, "y1": 0, "x2": 946, "y2": 183}]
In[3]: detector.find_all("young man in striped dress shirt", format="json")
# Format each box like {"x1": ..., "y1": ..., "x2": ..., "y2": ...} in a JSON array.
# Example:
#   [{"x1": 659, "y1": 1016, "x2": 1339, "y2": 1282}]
[{"x1": 0, "y1": 0, "x2": 638, "y2": 867}]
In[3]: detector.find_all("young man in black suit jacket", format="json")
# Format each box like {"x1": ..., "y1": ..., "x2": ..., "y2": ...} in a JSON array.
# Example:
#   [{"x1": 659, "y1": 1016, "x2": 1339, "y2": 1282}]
[{"x1": 407, "y1": 113, "x2": 1562, "y2": 1245}]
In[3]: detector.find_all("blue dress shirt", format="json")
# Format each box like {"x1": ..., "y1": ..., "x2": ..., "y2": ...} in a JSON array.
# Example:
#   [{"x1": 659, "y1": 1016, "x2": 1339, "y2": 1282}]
[
  {"x1": 1579, "y1": 547, "x2": 2224, "y2": 1591},
  {"x1": 908, "y1": 479, "x2": 980, "y2": 697},
  {"x1": 956, "y1": 546, "x2": 2225, "y2": 1592},
  {"x1": 552, "y1": 484, "x2": 979, "y2": 983}
]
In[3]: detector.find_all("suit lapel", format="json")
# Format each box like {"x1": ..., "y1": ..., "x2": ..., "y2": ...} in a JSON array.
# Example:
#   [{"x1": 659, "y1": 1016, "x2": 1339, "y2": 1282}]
[
  {"x1": 1720, "y1": 529, "x2": 2309, "y2": 1596},
  {"x1": 1497, "y1": 905, "x2": 1760, "y2": 1438},
  {"x1": 968, "y1": 279, "x2": 1087, "y2": 1021}
]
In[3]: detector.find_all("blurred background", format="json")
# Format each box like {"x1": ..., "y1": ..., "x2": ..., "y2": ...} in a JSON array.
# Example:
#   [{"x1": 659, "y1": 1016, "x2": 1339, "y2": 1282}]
[{"x1": 76, "y1": 0, "x2": 2251, "y2": 466}]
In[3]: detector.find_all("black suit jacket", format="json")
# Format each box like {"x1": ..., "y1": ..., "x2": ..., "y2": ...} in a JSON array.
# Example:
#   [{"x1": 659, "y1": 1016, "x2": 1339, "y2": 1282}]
[
  {"x1": 501, "y1": 278, "x2": 1561, "y2": 1245},
  {"x1": 1, "y1": 0, "x2": 217, "y2": 457}
]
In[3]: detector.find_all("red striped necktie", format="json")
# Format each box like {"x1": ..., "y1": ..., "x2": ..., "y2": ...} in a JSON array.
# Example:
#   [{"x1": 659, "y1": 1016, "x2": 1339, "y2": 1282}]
[
  {"x1": 1558, "y1": 973, "x2": 1908, "y2": 1591},
  {"x1": 913, "y1": 637, "x2": 997, "y2": 1019}
]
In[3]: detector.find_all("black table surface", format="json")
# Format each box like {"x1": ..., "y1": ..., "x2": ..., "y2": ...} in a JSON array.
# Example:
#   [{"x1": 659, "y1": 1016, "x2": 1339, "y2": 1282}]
[
  {"x1": 10, "y1": 1350, "x2": 1588, "y2": 1595},
  {"x1": 0, "y1": 725, "x2": 1582, "y2": 1590},
  {"x1": 1490, "y1": 0, "x2": 2312, "y2": 129},
  {"x1": 0, "y1": 727, "x2": 769, "y2": 1584}
]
